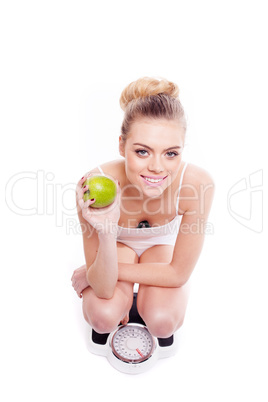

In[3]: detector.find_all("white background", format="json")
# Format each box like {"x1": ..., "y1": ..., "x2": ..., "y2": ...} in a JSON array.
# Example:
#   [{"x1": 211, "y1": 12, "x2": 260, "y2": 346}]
[{"x1": 1, "y1": 1, "x2": 267, "y2": 401}]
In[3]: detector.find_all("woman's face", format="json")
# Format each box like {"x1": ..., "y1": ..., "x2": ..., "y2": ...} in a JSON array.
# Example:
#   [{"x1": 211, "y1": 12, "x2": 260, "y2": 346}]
[{"x1": 119, "y1": 118, "x2": 185, "y2": 198}]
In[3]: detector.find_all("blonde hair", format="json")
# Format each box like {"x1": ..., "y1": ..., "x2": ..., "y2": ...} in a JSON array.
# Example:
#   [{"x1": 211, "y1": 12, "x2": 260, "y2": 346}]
[{"x1": 120, "y1": 77, "x2": 186, "y2": 141}]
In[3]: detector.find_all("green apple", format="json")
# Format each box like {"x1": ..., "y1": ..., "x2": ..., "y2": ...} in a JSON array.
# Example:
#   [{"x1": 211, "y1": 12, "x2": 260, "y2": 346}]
[{"x1": 83, "y1": 175, "x2": 117, "y2": 208}]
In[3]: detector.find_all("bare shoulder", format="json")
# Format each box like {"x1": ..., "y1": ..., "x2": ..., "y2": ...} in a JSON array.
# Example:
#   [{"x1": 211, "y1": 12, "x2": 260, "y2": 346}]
[
  {"x1": 82, "y1": 159, "x2": 125, "y2": 180},
  {"x1": 184, "y1": 163, "x2": 215, "y2": 187},
  {"x1": 98, "y1": 159, "x2": 125, "y2": 179},
  {"x1": 180, "y1": 162, "x2": 215, "y2": 214}
]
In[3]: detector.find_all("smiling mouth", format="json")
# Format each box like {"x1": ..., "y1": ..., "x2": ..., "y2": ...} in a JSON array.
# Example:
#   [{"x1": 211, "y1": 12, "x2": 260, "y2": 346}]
[{"x1": 140, "y1": 175, "x2": 168, "y2": 184}]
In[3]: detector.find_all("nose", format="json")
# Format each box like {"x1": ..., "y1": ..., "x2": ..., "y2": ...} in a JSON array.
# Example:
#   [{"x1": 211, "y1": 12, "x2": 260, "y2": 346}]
[{"x1": 148, "y1": 156, "x2": 164, "y2": 174}]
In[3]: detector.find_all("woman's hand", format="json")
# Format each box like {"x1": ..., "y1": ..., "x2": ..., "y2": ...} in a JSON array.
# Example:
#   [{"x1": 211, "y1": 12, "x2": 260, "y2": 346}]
[
  {"x1": 76, "y1": 173, "x2": 121, "y2": 236},
  {"x1": 71, "y1": 265, "x2": 89, "y2": 298}
]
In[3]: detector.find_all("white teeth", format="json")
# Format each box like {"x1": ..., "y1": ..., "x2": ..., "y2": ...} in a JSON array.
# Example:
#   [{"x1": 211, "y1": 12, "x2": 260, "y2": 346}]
[{"x1": 144, "y1": 177, "x2": 163, "y2": 183}]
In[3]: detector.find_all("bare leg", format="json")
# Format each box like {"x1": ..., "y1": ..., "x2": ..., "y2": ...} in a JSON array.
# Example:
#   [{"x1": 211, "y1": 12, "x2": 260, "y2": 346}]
[
  {"x1": 82, "y1": 243, "x2": 138, "y2": 333},
  {"x1": 137, "y1": 245, "x2": 190, "y2": 338}
]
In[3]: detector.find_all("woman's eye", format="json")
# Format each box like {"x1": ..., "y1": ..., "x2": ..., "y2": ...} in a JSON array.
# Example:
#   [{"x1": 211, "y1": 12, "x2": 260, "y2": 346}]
[
  {"x1": 166, "y1": 151, "x2": 178, "y2": 158},
  {"x1": 135, "y1": 150, "x2": 148, "y2": 156}
]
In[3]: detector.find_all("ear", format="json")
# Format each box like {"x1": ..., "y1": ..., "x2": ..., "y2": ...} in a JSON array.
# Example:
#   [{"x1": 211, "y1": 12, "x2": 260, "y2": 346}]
[{"x1": 119, "y1": 135, "x2": 125, "y2": 157}]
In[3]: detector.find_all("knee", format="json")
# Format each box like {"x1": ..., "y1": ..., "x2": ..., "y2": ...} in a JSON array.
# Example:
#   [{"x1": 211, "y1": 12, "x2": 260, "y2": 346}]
[
  {"x1": 83, "y1": 303, "x2": 119, "y2": 334},
  {"x1": 143, "y1": 310, "x2": 185, "y2": 338}
]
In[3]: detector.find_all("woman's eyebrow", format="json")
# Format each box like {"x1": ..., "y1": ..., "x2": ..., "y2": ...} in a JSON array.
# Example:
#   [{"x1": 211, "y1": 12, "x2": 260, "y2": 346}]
[{"x1": 133, "y1": 143, "x2": 182, "y2": 151}]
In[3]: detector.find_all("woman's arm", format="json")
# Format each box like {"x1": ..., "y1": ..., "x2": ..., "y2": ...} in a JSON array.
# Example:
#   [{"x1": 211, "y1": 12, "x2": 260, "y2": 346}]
[
  {"x1": 118, "y1": 167, "x2": 215, "y2": 287},
  {"x1": 118, "y1": 214, "x2": 206, "y2": 287},
  {"x1": 86, "y1": 232, "x2": 118, "y2": 299},
  {"x1": 75, "y1": 173, "x2": 121, "y2": 299}
]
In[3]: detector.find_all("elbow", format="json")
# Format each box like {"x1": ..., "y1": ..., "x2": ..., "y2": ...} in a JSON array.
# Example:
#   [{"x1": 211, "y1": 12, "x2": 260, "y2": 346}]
[
  {"x1": 178, "y1": 278, "x2": 188, "y2": 288},
  {"x1": 170, "y1": 264, "x2": 188, "y2": 288},
  {"x1": 89, "y1": 282, "x2": 116, "y2": 299},
  {"x1": 175, "y1": 271, "x2": 189, "y2": 288},
  {"x1": 174, "y1": 277, "x2": 187, "y2": 288}
]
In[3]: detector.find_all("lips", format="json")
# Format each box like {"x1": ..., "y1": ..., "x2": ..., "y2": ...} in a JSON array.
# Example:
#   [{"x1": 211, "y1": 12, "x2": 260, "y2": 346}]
[{"x1": 140, "y1": 175, "x2": 168, "y2": 186}]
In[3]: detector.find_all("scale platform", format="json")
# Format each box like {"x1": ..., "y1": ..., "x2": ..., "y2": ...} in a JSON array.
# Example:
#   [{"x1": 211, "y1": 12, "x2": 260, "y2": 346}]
[{"x1": 87, "y1": 293, "x2": 180, "y2": 374}]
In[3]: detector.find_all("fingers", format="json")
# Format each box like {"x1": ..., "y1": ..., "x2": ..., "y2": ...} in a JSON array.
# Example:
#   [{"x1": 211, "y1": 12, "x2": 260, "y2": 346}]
[
  {"x1": 71, "y1": 265, "x2": 88, "y2": 298},
  {"x1": 80, "y1": 172, "x2": 92, "y2": 186},
  {"x1": 77, "y1": 179, "x2": 89, "y2": 200},
  {"x1": 76, "y1": 174, "x2": 87, "y2": 193},
  {"x1": 76, "y1": 172, "x2": 92, "y2": 196},
  {"x1": 81, "y1": 199, "x2": 96, "y2": 222},
  {"x1": 71, "y1": 278, "x2": 83, "y2": 298},
  {"x1": 77, "y1": 183, "x2": 96, "y2": 211}
]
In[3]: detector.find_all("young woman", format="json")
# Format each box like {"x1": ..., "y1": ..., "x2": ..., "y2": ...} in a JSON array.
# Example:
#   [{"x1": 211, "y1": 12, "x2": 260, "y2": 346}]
[{"x1": 72, "y1": 77, "x2": 214, "y2": 339}]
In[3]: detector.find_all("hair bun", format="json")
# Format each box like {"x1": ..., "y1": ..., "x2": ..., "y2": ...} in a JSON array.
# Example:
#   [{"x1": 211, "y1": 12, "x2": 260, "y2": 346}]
[{"x1": 119, "y1": 77, "x2": 179, "y2": 111}]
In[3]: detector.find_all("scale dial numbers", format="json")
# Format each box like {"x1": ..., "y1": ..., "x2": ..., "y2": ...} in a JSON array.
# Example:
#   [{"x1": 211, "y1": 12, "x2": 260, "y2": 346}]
[{"x1": 111, "y1": 324, "x2": 156, "y2": 363}]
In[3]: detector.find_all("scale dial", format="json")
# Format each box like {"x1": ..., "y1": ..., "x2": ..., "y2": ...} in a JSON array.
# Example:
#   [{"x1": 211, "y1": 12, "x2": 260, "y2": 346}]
[{"x1": 111, "y1": 324, "x2": 155, "y2": 363}]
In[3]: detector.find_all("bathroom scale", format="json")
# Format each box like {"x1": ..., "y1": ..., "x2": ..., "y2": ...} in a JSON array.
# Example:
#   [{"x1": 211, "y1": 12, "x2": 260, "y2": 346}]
[{"x1": 87, "y1": 293, "x2": 179, "y2": 374}]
